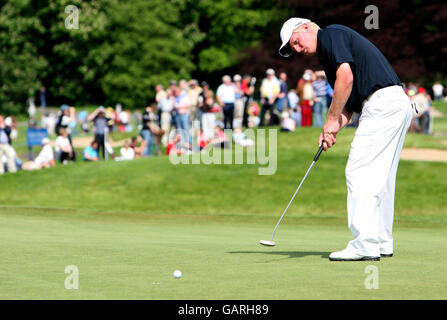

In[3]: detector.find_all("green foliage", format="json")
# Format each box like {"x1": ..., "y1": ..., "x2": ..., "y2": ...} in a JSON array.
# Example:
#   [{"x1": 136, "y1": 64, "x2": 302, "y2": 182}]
[
  {"x1": 99, "y1": 0, "x2": 199, "y2": 108},
  {"x1": 195, "y1": 0, "x2": 280, "y2": 72},
  {"x1": 0, "y1": 0, "x2": 284, "y2": 111},
  {"x1": 0, "y1": 1, "x2": 47, "y2": 114}
]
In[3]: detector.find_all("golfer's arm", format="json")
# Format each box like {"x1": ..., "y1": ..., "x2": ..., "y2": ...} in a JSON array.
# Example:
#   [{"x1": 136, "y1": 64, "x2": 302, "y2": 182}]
[{"x1": 328, "y1": 63, "x2": 353, "y2": 124}]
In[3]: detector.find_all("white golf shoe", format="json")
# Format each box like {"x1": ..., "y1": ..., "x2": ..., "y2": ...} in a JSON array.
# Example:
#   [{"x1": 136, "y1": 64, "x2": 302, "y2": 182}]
[{"x1": 329, "y1": 249, "x2": 380, "y2": 261}]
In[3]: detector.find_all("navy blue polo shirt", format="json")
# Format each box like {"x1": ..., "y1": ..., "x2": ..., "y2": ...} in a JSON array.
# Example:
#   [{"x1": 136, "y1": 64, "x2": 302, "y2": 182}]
[{"x1": 317, "y1": 24, "x2": 401, "y2": 113}]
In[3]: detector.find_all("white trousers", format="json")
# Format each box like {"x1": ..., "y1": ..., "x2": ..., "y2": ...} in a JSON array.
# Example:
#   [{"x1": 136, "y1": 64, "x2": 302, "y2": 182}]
[
  {"x1": 0, "y1": 143, "x2": 16, "y2": 174},
  {"x1": 345, "y1": 86, "x2": 413, "y2": 257}
]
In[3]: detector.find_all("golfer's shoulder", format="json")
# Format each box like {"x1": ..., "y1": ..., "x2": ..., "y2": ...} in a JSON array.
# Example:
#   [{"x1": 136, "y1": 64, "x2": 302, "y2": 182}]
[{"x1": 320, "y1": 24, "x2": 356, "y2": 38}]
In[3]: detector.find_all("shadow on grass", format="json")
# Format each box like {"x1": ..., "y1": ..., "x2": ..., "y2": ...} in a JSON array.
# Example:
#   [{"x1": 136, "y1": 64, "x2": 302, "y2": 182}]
[{"x1": 228, "y1": 251, "x2": 330, "y2": 259}]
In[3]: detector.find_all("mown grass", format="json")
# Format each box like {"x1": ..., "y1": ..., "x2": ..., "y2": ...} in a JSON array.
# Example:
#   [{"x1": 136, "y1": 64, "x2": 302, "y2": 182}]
[{"x1": 0, "y1": 102, "x2": 446, "y2": 299}]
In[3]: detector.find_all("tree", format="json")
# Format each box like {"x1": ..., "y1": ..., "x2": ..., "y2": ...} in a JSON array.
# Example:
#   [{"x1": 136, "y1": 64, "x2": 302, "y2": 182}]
[
  {"x1": 0, "y1": 0, "x2": 47, "y2": 114},
  {"x1": 99, "y1": 0, "x2": 202, "y2": 109}
]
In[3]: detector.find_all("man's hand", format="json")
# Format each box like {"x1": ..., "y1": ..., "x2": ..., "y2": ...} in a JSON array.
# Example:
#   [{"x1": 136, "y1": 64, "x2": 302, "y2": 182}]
[{"x1": 319, "y1": 118, "x2": 341, "y2": 150}]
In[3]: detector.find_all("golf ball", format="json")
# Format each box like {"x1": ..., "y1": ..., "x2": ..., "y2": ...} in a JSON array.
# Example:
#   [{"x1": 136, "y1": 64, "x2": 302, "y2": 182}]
[{"x1": 173, "y1": 270, "x2": 182, "y2": 279}]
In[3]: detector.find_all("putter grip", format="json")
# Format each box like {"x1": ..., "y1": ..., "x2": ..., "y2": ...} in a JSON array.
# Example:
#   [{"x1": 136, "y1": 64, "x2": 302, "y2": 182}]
[{"x1": 314, "y1": 144, "x2": 324, "y2": 162}]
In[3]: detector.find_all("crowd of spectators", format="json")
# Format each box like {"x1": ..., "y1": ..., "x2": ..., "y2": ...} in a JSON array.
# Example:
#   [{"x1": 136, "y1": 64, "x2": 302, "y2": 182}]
[{"x1": 0, "y1": 71, "x2": 445, "y2": 175}]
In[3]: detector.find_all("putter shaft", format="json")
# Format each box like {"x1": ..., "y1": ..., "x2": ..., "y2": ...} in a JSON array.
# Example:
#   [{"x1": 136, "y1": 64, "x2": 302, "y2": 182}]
[{"x1": 269, "y1": 145, "x2": 324, "y2": 241}]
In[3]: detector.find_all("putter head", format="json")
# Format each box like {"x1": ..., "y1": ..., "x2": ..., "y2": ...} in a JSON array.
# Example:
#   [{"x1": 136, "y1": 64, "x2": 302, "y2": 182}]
[{"x1": 259, "y1": 240, "x2": 276, "y2": 247}]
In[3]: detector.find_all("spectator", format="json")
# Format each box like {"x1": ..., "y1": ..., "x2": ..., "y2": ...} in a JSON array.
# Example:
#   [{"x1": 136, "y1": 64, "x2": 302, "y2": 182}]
[
  {"x1": 140, "y1": 105, "x2": 155, "y2": 157},
  {"x1": 432, "y1": 81, "x2": 444, "y2": 101},
  {"x1": 276, "y1": 72, "x2": 289, "y2": 114},
  {"x1": 106, "y1": 107, "x2": 116, "y2": 133},
  {"x1": 5, "y1": 116, "x2": 18, "y2": 140},
  {"x1": 39, "y1": 87, "x2": 47, "y2": 108},
  {"x1": 259, "y1": 68, "x2": 280, "y2": 126},
  {"x1": 233, "y1": 74, "x2": 245, "y2": 129},
  {"x1": 201, "y1": 90, "x2": 218, "y2": 141},
  {"x1": 247, "y1": 100, "x2": 261, "y2": 127},
  {"x1": 83, "y1": 140, "x2": 99, "y2": 161},
  {"x1": 198, "y1": 81, "x2": 211, "y2": 123},
  {"x1": 22, "y1": 138, "x2": 55, "y2": 170},
  {"x1": 312, "y1": 70, "x2": 328, "y2": 127},
  {"x1": 115, "y1": 140, "x2": 135, "y2": 161},
  {"x1": 216, "y1": 75, "x2": 236, "y2": 129},
  {"x1": 297, "y1": 72, "x2": 314, "y2": 126},
  {"x1": 174, "y1": 82, "x2": 192, "y2": 144},
  {"x1": 166, "y1": 134, "x2": 191, "y2": 155},
  {"x1": 149, "y1": 104, "x2": 164, "y2": 156},
  {"x1": 0, "y1": 115, "x2": 16, "y2": 174},
  {"x1": 2, "y1": 146, "x2": 22, "y2": 172},
  {"x1": 159, "y1": 88, "x2": 174, "y2": 147},
  {"x1": 233, "y1": 127, "x2": 254, "y2": 147},
  {"x1": 118, "y1": 109, "x2": 131, "y2": 132},
  {"x1": 412, "y1": 87, "x2": 431, "y2": 134},
  {"x1": 188, "y1": 79, "x2": 202, "y2": 122},
  {"x1": 88, "y1": 106, "x2": 110, "y2": 159},
  {"x1": 78, "y1": 110, "x2": 89, "y2": 134},
  {"x1": 42, "y1": 112, "x2": 57, "y2": 137},
  {"x1": 155, "y1": 84, "x2": 167, "y2": 105},
  {"x1": 55, "y1": 128, "x2": 75, "y2": 164},
  {"x1": 210, "y1": 125, "x2": 230, "y2": 149},
  {"x1": 287, "y1": 88, "x2": 301, "y2": 127},
  {"x1": 27, "y1": 95, "x2": 36, "y2": 117},
  {"x1": 241, "y1": 75, "x2": 256, "y2": 127},
  {"x1": 280, "y1": 111, "x2": 296, "y2": 132},
  {"x1": 56, "y1": 105, "x2": 74, "y2": 136},
  {"x1": 56, "y1": 105, "x2": 76, "y2": 151},
  {"x1": 130, "y1": 136, "x2": 144, "y2": 158},
  {"x1": 168, "y1": 80, "x2": 178, "y2": 128}
]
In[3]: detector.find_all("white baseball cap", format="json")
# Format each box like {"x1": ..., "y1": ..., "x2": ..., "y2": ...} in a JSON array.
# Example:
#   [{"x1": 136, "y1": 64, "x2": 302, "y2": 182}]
[
  {"x1": 279, "y1": 17, "x2": 311, "y2": 57},
  {"x1": 266, "y1": 68, "x2": 275, "y2": 75}
]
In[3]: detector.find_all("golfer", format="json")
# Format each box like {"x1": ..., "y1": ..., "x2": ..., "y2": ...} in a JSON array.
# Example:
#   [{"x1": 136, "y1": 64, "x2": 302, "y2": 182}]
[{"x1": 279, "y1": 18, "x2": 413, "y2": 261}]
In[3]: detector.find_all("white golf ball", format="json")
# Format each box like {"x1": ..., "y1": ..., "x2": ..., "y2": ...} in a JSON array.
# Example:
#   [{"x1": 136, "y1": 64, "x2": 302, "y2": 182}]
[{"x1": 173, "y1": 270, "x2": 182, "y2": 279}]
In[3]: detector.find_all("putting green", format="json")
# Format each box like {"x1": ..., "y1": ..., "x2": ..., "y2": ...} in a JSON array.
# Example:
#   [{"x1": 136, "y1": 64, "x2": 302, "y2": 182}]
[{"x1": 1, "y1": 208, "x2": 446, "y2": 299}]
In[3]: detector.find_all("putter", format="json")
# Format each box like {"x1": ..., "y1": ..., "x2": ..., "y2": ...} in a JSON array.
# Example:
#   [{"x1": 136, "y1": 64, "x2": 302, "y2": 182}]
[{"x1": 260, "y1": 144, "x2": 325, "y2": 247}]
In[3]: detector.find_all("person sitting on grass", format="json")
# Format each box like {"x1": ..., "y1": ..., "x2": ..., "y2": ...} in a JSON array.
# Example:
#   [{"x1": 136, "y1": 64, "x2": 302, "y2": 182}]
[
  {"x1": 55, "y1": 128, "x2": 75, "y2": 164},
  {"x1": 115, "y1": 140, "x2": 135, "y2": 161},
  {"x1": 22, "y1": 138, "x2": 55, "y2": 170},
  {"x1": 129, "y1": 136, "x2": 144, "y2": 158},
  {"x1": 83, "y1": 140, "x2": 99, "y2": 161},
  {"x1": 166, "y1": 134, "x2": 191, "y2": 155},
  {"x1": 280, "y1": 111, "x2": 296, "y2": 132},
  {"x1": 210, "y1": 125, "x2": 230, "y2": 149},
  {"x1": 232, "y1": 127, "x2": 254, "y2": 147}
]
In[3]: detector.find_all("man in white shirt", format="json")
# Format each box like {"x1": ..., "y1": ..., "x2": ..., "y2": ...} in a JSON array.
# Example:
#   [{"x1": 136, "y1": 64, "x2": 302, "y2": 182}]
[
  {"x1": 216, "y1": 75, "x2": 236, "y2": 129},
  {"x1": 159, "y1": 88, "x2": 174, "y2": 146},
  {"x1": 55, "y1": 128, "x2": 74, "y2": 163},
  {"x1": 22, "y1": 138, "x2": 55, "y2": 170},
  {"x1": 0, "y1": 115, "x2": 16, "y2": 174},
  {"x1": 432, "y1": 82, "x2": 444, "y2": 101},
  {"x1": 115, "y1": 140, "x2": 135, "y2": 161}
]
